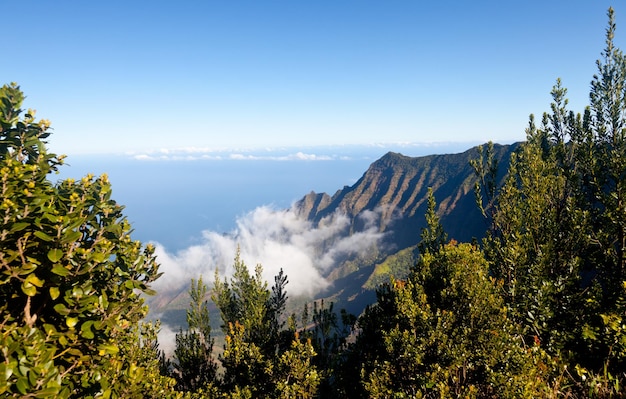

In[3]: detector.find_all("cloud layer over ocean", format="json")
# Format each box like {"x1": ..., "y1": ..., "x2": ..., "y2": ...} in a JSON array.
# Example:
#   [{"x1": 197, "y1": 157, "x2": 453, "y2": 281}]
[{"x1": 127, "y1": 142, "x2": 482, "y2": 162}]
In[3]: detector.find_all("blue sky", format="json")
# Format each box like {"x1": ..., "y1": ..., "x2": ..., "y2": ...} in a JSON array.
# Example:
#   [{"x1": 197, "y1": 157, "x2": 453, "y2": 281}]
[{"x1": 3, "y1": 1, "x2": 621, "y2": 156}]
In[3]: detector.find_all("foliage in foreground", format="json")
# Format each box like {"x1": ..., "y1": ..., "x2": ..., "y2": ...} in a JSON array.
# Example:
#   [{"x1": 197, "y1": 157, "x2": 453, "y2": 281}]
[
  {"x1": 353, "y1": 242, "x2": 560, "y2": 398},
  {"x1": 0, "y1": 83, "x2": 176, "y2": 397},
  {"x1": 467, "y1": 8, "x2": 626, "y2": 396}
]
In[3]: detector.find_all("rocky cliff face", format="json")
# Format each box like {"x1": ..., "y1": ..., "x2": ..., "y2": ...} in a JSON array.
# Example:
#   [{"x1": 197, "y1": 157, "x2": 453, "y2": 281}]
[{"x1": 294, "y1": 143, "x2": 520, "y2": 252}]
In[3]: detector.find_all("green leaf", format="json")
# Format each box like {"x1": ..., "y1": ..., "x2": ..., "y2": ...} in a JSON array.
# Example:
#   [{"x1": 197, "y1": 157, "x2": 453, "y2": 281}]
[
  {"x1": 17, "y1": 263, "x2": 37, "y2": 275},
  {"x1": 21, "y1": 281, "x2": 37, "y2": 297},
  {"x1": 91, "y1": 252, "x2": 106, "y2": 263},
  {"x1": 98, "y1": 343, "x2": 119, "y2": 355},
  {"x1": 43, "y1": 323, "x2": 57, "y2": 335},
  {"x1": 81, "y1": 321, "x2": 94, "y2": 339},
  {"x1": 0, "y1": 363, "x2": 12, "y2": 381},
  {"x1": 61, "y1": 231, "x2": 81, "y2": 244},
  {"x1": 53, "y1": 303, "x2": 70, "y2": 316},
  {"x1": 28, "y1": 367, "x2": 38, "y2": 386},
  {"x1": 33, "y1": 230, "x2": 54, "y2": 242},
  {"x1": 66, "y1": 317, "x2": 78, "y2": 328},
  {"x1": 51, "y1": 264, "x2": 69, "y2": 277},
  {"x1": 42, "y1": 213, "x2": 59, "y2": 223},
  {"x1": 47, "y1": 248, "x2": 63, "y2": 263},
  {"x1": 16, "y1": 377, "x2": 28, "y2": 394},
  {"x1": 10, "y1": 222, "x2": 29, "y2": 233},
  {"x1": 25, "y1": 274, "x2": 44, "y2": 287},
  {"x1": 34, "y1": 388, "x2": 61, "y2": 398},
  {"x1": 49, "y1": 287, "x2": 60, "y2": 300}
]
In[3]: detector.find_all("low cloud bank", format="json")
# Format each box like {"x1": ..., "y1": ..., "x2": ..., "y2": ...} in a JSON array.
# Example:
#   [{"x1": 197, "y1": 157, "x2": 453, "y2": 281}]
[
  {"x1": 133, "y1": 151, "x2": 335, "y2": 161},
  {"x1": 127, "y1": 142, "x2": 483, "y2": 162},
  {"x1": 150, "y1": 205, "x2": 385, "y2": 301},
  {"x1": 154, "y1": 321, "x2": 178, "y2": 356}
]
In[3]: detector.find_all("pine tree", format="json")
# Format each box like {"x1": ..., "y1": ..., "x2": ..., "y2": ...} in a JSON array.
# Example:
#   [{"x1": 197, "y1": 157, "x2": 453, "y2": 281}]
[
  {"x1": 172, "y1": 276, "x2": 217, "y2": 392},
  {"x1": 470, "y1": 140, "x2": 499, "y2": 220},
  {"x1": 418, "y1": 187, "x2": 448, "y2": 255},
  {"x1": 212, "y1": 249, "x2": 319, "y2": 397}
]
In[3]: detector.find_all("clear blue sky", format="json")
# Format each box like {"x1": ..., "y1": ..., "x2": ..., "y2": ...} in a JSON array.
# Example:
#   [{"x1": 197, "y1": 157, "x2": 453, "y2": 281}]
[{"x1": 3, "y1": 1, "x2": 622, "y2": 155}]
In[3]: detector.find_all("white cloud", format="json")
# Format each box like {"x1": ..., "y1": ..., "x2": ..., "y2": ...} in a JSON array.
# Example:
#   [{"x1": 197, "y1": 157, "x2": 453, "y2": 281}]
[
  {"x1": 228, "y1": 152, "x2": 333, "y2": 161},
  {"x1": 150, "y1": 205, "x2": 385, "y2": 302},
  {"x1": 152, "y1": 321, "x2": 179, "y2": 357},
  {"x1": 144, "y1": 182, "x2": 388, "y2": 355},
  {"x1": 127, "y1": 142, "x2": 486, "y2": 162},
  {"x1": 132, "y1": 150, "x2": 336, "y2": 162}
]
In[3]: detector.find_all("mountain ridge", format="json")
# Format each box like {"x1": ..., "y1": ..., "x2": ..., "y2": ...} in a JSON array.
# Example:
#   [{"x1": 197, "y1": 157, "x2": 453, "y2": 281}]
[
  {"x1": 294, "y1": 142, "x2": 520, "y2": 251},
  {"x1": 285, "y1": 142, "x2": 521, "y2": 315}
]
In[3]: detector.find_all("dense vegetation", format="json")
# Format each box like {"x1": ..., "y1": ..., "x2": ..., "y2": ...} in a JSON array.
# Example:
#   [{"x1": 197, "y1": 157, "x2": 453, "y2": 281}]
[
  {"x1": 3, "y1": 7, "x2": 626, "y2": 398},
  {"x1": 0, "y1": 83, "x2": 173, "y2": 397}
]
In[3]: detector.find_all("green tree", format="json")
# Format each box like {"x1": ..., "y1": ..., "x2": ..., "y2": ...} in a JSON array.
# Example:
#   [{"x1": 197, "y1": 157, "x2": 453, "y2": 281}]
[
  {"x1": 487, "y1": 83, "x2": 588, "y2": 356},
  {"x1": 355, "y1": 242, "x2": 558, "y2": 398},
  {"x1": 114, "y1": 321, "x2": 180, "y2": 399},
  {"x1": 172, "y1": 276, "x2": 217, "y2": 392},
  {"x1": 274, "y1": 333, "x2": 320, "y2": 399},
  {"x1": 470, "y1": 141, "x2": 499, "y2": 220},
  {"x1": 574, "y1": 8, "x2": 626, "y2": 391},
  {"x1": 417, "y1": 187, "x2": 447, "y2": 255},
  {"x1": 295, "y1": 299, "x2": 356, "y2": 397},
  {"x1": 219, "y1": 320, "x2": 271, "y2": 397},
  {"x1": 480, "y1": 8, "x2": 626, "y2": 395},
  {"x1": 581, "y1": 6, "x2": 626, "y2": 311},
  {"x1": 213, "y1": 249, "x2": 276, "y2": 354},
  {"x1": 0, "y1": 83, "x2": 176, "y2": 397},
  {"x1": 212, "y1": 250, "x2": 319, "y2": 397}
]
